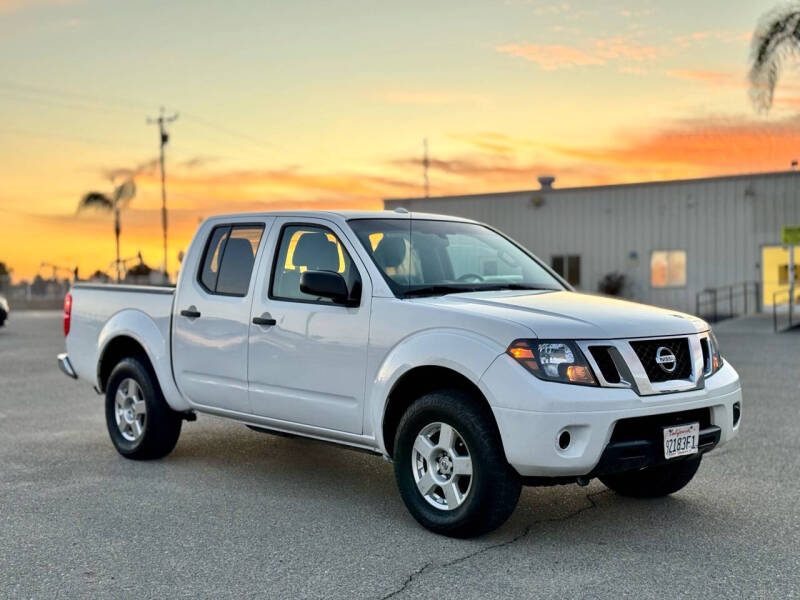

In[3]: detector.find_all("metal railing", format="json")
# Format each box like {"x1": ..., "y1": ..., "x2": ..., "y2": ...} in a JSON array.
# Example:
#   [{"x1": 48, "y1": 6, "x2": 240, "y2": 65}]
[
  {"x1": 772, "y1": 288, "x2": 799, "y2": 332},
  {"x1": 695, "y1": 281, "x2": 761, "y2": 323}
]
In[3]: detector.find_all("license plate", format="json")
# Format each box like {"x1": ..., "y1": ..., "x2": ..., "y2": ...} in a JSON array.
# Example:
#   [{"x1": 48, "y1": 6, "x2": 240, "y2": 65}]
[{"x1": 663, "y1": 422, "x2": 699, "y2": 459}]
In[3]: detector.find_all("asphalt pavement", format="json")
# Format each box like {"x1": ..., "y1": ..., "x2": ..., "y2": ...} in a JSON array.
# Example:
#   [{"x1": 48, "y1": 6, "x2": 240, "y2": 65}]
[{"x1": 1, "y1": 311, "x2": 798, "y2": 599}]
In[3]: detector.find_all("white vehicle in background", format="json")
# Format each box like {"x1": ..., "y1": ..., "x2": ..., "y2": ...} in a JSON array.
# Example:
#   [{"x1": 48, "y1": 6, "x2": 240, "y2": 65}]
[
  {"x1": 58, "y1": 210, "x2": 742, "y2": 537},
  {"x1": 0, "y1": 295, "x2": 9, "y2": 327}
]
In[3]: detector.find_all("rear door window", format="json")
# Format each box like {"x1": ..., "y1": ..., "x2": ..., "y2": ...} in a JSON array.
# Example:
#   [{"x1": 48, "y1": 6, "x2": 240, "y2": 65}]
[{"x1": 198, "y1": 224, "x2": 265, "y2": 296}]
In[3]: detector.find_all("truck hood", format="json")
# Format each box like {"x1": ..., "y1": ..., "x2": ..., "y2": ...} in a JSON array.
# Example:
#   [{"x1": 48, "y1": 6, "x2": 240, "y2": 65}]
[{"x1": 420, "y1": 290, "x2": 708, "y2": 339}]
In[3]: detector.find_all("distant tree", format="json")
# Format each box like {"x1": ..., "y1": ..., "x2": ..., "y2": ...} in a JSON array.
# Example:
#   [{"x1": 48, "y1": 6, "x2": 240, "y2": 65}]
[
  {"x1": 0, "y1": 262, "x2": 10, "y2": 292},
  {"x1": 31, "y1": 274, "x2": 47, "y2": 296},
  {"x1": 89, "y1": 270, "x2": 112, "y2": 283},
  {"x1": 77, "y1": 179, "x2": 136, "y2": 282},
  {"x1": 749, "y1": 4, "x2": 800, "y2": 111}
]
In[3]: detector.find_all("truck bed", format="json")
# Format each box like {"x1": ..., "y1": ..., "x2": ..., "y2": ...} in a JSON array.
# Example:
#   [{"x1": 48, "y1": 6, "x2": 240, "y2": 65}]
[{"x1": 66, "y1": 283, "x2": 175, "y2": 385}]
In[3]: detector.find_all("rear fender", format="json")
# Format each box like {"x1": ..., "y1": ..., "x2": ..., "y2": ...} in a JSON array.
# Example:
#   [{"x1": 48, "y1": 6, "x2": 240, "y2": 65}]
[{"x1": 97, "y1": 309, "x2": 190, "y2": 412}]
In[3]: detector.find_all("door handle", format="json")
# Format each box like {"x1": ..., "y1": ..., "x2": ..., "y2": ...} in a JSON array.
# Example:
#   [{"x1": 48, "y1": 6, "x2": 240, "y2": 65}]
[
  {"x1": 252, "y1": 315, "x2": 276, "y2": 326},
  {"x1": 180, "y1": 307, "x2": 201, "y2": 318}
]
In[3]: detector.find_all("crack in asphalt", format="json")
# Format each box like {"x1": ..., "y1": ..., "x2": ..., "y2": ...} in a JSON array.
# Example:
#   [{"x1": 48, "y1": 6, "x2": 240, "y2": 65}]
[{"x1": 379, "y1": 489, "x2": 610, "y2": 600}]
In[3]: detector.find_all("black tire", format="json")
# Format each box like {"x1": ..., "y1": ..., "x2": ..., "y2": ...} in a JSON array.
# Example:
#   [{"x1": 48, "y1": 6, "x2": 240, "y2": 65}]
[
  {"x1": 393, "y1": 389, "x2": 521, "y2": 538},
  {"x1": 105, "y1": 357, "x2": 182, "y2": 460},
  {"x1": 600, "y1": 455, "x2": 702, "y2": 498}
]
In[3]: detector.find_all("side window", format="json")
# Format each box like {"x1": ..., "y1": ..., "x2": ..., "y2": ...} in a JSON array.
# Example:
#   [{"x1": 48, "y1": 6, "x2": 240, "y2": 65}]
[
  {"x1": 198, "y1": 224, "x2": 264, "y2": 296},
  {"x1": 199, "y1": 226, "x2": 230, "y2": 292},
  {"x1": 270, "y1": 224, "x2": 360, "y2": 303}
]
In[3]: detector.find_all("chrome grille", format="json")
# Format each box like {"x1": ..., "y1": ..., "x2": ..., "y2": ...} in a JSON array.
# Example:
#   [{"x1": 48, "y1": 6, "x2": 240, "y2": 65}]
[
  {"x1": 629, "y1": 338, "x2": 692, "y2": 383},
  {"x1": 577, "y1": 332, "x2": 707, "y2": 396}
]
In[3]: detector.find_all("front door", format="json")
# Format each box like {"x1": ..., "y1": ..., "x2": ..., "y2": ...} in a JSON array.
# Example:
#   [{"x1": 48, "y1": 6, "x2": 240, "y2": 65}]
[
  {"x1": 173, "y1": 220, "x2": 271, "y2": 413},
  {"x1": 247, "y1": 218, "x2": 371, "y2": 434},
  {"x1": 761, "y1": 244, "x2": 799, "y2": 308}
]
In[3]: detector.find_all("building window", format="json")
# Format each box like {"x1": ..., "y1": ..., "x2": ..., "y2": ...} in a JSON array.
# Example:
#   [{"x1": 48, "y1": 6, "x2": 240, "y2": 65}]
[
  {"x1": 551, "y1": 255, "x2": 581, "y2": 287},
  {"x1": 651, "y1": 250, "x2": 686, "y2": 288}
]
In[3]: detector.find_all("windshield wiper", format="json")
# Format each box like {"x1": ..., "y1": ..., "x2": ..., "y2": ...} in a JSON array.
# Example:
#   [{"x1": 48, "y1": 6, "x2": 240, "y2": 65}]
[
  {"x1": 402, "y1": 283, "x2": 558, "y2": 298},
  {"x1": 402, "y1": 285, "x2": 481, "y2": 298},
  {"x1": 478, "y1": 283, "x2": 559, "y2": 291}
]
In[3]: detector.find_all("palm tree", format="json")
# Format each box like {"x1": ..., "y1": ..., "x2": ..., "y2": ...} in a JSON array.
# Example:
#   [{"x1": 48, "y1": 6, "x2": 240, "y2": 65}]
[
  {"x1": 77, "y1": 178, "x2": 136, "y2": 282},
  {"x1": 749, "y1": 4, "x2": 800, "y2": 112}
]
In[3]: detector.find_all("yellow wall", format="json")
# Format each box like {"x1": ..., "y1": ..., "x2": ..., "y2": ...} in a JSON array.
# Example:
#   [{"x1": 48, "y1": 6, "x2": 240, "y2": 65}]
[{"x1": 762, "y1": 245, "x2": 800, "y2": 307}]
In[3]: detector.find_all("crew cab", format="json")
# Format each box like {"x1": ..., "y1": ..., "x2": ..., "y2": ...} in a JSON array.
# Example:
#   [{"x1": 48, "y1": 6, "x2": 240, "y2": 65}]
[{"x1": 57, "y1": 210, "x2": 742, "y2": 537}]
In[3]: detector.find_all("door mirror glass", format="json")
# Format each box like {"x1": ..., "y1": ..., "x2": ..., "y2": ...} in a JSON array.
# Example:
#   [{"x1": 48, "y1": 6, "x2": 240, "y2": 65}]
[{"x1": 299, "y1": 270, "x2": 352, "y2": 305}]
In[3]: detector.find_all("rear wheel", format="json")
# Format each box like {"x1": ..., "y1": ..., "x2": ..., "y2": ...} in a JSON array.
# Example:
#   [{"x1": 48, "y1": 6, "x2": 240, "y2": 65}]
[
  {"x1": 393, "y1": 390, "x2": 521, "y2": 538},
  {"x1": 600, "y1": 455, "x2": 702, "y2": 498},
  {"x1": 105, "y1": 357, "x2": 182, "y2": 460}
]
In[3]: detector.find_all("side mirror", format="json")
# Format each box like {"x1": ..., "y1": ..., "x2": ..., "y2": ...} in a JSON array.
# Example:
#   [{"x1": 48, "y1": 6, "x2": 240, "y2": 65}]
[{"x1": 299, "y1": 270, "x2": 356, "y2": 305}]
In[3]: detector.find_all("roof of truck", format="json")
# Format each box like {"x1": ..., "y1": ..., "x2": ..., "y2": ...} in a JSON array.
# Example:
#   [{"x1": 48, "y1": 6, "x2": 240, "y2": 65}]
[{"x1": 206, "y1": 209, "x2": 477, "y2": 223}]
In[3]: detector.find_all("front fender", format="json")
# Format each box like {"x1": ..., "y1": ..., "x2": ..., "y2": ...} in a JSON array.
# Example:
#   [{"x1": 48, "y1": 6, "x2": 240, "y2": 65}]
[
  {"x1": 368, "y1": 328, "x2": 504, "y2": 454},
  {"x1": 97, "y1": 310, "x2": 190, "y2": 412}
]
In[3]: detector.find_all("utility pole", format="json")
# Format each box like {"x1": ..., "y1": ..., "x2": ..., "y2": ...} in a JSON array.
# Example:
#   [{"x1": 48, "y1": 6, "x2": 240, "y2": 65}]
[
  {"x1": 147, "y1": 107, "x2": 178, "y2": 283},
  {"x1": 423, "y1": 138, "x2": 430, "y2": 199}
]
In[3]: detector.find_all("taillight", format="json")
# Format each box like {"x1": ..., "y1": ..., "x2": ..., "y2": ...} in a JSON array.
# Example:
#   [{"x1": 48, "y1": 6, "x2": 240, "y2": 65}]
[{"x1": 63, "y1": 293, "x2": 72, "y2": 337}]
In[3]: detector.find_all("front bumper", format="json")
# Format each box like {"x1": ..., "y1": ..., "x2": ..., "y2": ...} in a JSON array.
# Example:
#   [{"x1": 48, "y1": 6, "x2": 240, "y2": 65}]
[
  {"x1": 482, "y1": 354, "x2": 742, "y2": 478},
  {"x1": 57, "y1": 353, "x2": 77, "y2": 379}
]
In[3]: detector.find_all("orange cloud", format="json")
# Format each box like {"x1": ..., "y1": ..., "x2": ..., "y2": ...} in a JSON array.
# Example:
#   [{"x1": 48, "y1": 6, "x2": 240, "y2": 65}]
[
  {"x1": 496, "y1": 37, "x2": 666, "y2": 70},
  {"x1": 548, "y1": 115, "x2": 800, "y2": 174},
  {"x1": 673, "y1": 30, "x2": 750, "y2": 48},
  {"x1": 0, "y1": 0, "x2": 80, "y2": 14},
  {"x1": 496, "y1": 43, "x2": 604, "y2": 70},
  {"x1": 666, "y1": 69, "x2": 743, "y2": 86}
]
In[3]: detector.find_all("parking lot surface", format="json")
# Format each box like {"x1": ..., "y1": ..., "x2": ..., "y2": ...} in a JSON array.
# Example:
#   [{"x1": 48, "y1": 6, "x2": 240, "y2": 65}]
[{"x1": 1, "y1": 311, "x2": 798, "y2": 599}]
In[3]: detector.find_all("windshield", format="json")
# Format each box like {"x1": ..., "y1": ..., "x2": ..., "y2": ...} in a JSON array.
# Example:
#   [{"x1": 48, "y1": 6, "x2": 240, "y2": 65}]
[{"x1": 348, "y1": 219, "x2": 565, "y2": 297}]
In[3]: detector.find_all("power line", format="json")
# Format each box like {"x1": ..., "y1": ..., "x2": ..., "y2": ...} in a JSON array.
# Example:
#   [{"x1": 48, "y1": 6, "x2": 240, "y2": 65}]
[
  {"x1": 0, "y1": 125, "x2": 152, "y2": 149},
  {"x1": 0, "y1": 79, "x2": 282, "y2": 155},
  {"x1": 0, "y1": 80, "x2": 154, "y2": 112},
  {"x1": 181, "y1": 111, "x2": 281, "y2": 152}
]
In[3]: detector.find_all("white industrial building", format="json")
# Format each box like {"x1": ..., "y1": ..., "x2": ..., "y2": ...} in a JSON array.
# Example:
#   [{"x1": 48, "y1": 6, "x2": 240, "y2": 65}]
[{"x1": 385, "y1": 170, "x2": 800, "y2": 320}]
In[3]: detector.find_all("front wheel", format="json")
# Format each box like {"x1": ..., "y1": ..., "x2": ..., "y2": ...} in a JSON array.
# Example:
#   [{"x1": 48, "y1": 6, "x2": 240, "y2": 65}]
[
  {"x1": 105, "y1": 357, "x2": 182, "y2": 460},
  {"x1": 393, "y1": 390, "x2": 521, "y2": 538},
  {"x1": 600, "y1": 455, "x2": 702, "y2": 498}
]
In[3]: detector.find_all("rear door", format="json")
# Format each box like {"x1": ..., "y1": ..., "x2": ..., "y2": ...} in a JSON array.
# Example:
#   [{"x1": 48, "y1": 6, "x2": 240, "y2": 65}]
[
  {"x1": 247, "y1": 217, "x2": 371, "y2": 434},
  {"x1": 173, "y1": 219, "x2": 273, "y2": 413}
]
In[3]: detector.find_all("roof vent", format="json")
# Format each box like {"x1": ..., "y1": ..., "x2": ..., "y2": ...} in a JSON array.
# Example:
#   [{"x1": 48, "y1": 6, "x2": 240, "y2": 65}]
[{"x1": 537, "y1": 175, "x2": 555, "y2": 190}]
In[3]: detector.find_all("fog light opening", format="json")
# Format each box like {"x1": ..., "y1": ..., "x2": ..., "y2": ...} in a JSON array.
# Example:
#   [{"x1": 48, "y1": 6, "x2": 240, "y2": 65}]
[
  {"x1": 733, "y1": 402, "x2": 741, "y2": 427},
  {"x1": 558, "y1": 430, "x2": 571, "y2": 451}
]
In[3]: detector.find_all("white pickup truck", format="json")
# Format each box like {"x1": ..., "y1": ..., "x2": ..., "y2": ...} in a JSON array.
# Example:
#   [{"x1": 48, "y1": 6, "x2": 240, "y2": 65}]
[{"x1": 58, "y1": 210, "x2": 742, "y2": 537}]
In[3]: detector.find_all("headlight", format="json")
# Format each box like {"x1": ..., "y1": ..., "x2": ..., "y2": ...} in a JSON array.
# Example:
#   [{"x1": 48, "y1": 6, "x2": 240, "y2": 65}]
[
  {"x1": 705, "y1": 330, "x2": 723, "y2": 376},
  {"x1": 507, "y1": 340, "x2": 597, "y2": 386}
]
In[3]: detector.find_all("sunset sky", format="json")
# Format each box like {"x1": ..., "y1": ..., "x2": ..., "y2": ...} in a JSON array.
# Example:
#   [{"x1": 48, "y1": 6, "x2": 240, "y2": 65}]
[{"x1": 1, "y1": 0, "x2": 799, "y2": 282}]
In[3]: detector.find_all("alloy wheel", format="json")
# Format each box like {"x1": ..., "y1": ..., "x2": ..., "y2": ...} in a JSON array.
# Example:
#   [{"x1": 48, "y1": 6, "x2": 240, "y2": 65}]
[
  {"x1": 412, "y1": 422, "x2": 473, "y2": 510},
  {"x1": 114, "y1": 378, "x2": 147, "y2": 443}
]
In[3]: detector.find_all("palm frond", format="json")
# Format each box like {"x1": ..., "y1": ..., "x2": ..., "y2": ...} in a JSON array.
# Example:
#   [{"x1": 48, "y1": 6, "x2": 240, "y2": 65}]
[
  {"x1": 749, "y1": 4, "x2": 800, "y2": 112},
  {"x1": 77, "y1": 192, "x2": 113, "y2": 213},
  {"x1": 113, "y1": 178, "x2": 136, "y2": 208}
]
